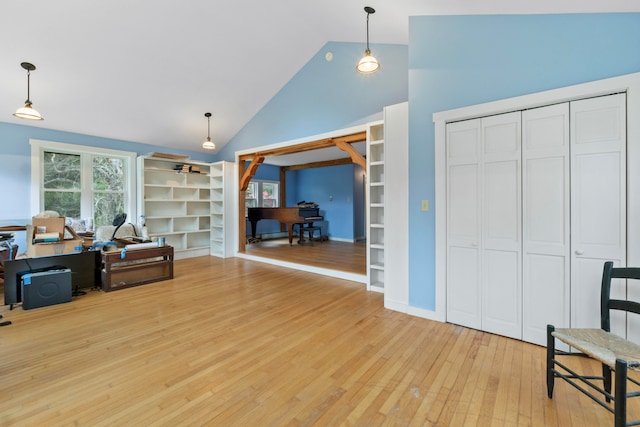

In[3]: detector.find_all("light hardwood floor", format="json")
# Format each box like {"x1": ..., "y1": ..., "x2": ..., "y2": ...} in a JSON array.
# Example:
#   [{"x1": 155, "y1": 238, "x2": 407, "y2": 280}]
[{"x1": 0, "y1": 255, "x2": 634, "y2": 426}]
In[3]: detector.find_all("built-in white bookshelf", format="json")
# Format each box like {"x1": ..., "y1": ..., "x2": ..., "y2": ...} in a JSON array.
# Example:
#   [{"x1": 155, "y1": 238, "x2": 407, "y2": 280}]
[
  {"x1": 137, "y1": 156, "x2": 212, "y2": 260},
  {"x1": 210, "y1": 161, "x2": 236, "y2": 258},
  {"x1": 366, "y1": 121, "x2": 385, "y2": 293}
]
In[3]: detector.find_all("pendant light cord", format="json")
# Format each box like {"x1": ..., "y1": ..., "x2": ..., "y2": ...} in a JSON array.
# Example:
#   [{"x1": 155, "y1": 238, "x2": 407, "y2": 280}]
[
  {"x1": 26, "y1": 69, "x2": 31, "y2": 103},
  {"x1": 366, "y1": 12, "x2": 370, "y2": 51}
]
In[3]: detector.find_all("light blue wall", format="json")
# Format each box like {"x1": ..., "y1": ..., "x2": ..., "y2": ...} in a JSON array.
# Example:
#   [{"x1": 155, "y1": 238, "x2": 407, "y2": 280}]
[
  {"x1": 408, "y1": 13, "x2": 640, "y2": 310},
  {"x1": 217, "y1": 41, "x2": 409, "y2": 162}
]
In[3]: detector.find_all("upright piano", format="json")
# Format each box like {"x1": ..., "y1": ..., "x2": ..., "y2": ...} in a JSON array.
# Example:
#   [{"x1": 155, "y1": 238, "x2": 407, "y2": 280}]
[{"x1": 248, "y1": 207, "x2": 323, "y2": 245}]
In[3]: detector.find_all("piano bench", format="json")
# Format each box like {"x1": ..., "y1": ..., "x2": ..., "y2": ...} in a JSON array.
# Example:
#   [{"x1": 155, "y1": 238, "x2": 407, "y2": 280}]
[{"x1": 298, "y1": 226, "x2": 322, "y2": 245}]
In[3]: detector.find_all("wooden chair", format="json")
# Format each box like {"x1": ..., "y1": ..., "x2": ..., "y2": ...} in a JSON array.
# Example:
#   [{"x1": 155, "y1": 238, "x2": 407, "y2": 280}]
[{"x1": 547, "y1": 261, "x2": 640, "y2": 427}]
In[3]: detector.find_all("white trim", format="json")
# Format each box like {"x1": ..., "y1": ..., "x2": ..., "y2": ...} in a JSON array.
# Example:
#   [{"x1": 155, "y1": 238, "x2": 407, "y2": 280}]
[
  {"x1": 30, "y1": 139, "x2": 137, "y2": 220},
  {"x1": 245, "y1": 178, "x2": 280, "y2": 208},
  {"x1": 327, "y1": 237, "x2": 354, "y2": 243},
  {"x1": 384, "y1": 299, "x2": 408, "y2": 313},
  {"x1": 433, "y1": 71, "x2": 640, "y2": 324},
  {"x1": 235, "y1": 252, "x2": 367, "y2": 284},
  {"x1": 408, "y1": 306, "x2": 444, "y2": 322},
  {"x1": 386, "y1": 299, "x2": 443, "y2": 322},
  {"x1": 234, "y1": 124, "x2": 370, "y2": 283}
]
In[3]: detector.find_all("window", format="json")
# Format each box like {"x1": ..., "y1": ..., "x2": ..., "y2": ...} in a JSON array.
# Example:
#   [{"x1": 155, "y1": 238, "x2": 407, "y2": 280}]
[
  {"x1": 245, "y1": 180, "x2": 279, "y2": 211},
  {"x1": 31, "y1": 140, "x2": 136, "y2": 227}
]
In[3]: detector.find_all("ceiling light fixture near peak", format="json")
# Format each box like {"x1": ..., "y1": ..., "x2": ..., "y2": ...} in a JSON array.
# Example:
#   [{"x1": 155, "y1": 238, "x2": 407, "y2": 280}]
[
  {"x1": 202, "y1": 112, "x2": 215, "y2": 150},
  {"x1": 13, "y1": 62, "x2": 44, "y2": 120},
  {"x1": 356, "y1": 6, "x2": 380, "y2": 74}
]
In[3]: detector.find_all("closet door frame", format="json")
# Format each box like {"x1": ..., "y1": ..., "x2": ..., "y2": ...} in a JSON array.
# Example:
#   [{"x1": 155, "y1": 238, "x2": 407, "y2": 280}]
[{"x1": 434, "y1": 72, "x2": 640, "y2": 324}]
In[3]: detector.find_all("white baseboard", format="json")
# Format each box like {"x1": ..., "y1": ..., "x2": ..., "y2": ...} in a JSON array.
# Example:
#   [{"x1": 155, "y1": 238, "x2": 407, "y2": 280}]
[
  {"x1": 384, "y1": 298, "x2": 445, "y2": 323},
  {"x1": 235, "y1": 252, "x2": 367, "y2": 284},
  {"x1": 407, "y1": 306, "x2": 445, "y2": 322},
  {"x1": 328, "y1": 237, "x2": 354, "y2": 243}
]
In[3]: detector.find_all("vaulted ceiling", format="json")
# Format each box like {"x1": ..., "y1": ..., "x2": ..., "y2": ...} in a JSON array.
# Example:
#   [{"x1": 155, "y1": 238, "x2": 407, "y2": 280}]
[{"x1": 2, "y1": 1, "x2": 638, "y2": 155}]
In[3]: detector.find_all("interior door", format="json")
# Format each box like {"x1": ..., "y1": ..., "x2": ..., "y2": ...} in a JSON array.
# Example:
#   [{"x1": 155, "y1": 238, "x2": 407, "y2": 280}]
[
  {"x1": 522, "y1": 103, "x2": 570, "y2": 346},
  {"x1": 570, "y1": 93, "x2": 626, "y2": 335},
  {"x1": 481, "y1": 112, "x2": 522, "y2": 339},
  {"x1": 446, "y1": 119, "x2": 482, "y2": 330}
]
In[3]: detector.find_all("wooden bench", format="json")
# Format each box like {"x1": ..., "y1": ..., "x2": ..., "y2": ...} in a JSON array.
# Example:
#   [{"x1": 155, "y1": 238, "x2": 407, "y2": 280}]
[
  {"x1": 297, "y1": 225, "x2": 322, "y2": 245},
  {"x1": 547, "y1": 261, "x2": 640, "y2": 427},
  {"x1": 101, "y1": 245, "x2": 174, "y2": 292}
]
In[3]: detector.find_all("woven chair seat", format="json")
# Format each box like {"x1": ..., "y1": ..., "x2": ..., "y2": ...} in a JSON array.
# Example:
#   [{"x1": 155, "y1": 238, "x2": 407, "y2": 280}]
[{"x1": 553, "y1": 328, "x2": 640, "y2": 369}]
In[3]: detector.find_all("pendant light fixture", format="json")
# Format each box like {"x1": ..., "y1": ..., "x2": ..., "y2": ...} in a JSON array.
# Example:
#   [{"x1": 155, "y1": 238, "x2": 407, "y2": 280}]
[
  {"x1": 202, "y1": 112, "x2": 215, "y2": 150},
  {"x1": 356, "y1": 6, "x2": 380, "y2": 74},
  {"x1": 13, "y1": 62, "x2": 44, "y2": 121}
]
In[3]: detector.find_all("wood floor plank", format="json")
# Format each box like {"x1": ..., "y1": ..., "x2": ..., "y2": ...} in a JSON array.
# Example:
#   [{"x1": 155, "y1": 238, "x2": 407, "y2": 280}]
[{"x1": 1, "y1": 253, "x2": 637, "y2": 426}]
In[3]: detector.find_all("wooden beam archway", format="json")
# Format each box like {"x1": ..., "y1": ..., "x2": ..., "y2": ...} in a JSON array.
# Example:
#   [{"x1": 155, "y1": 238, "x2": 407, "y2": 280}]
[
  {"x1": 237, "y1": 131, "x2": 366, "y2": 162},
  {"x1": 237, "y1": 130, "x2": 367, "y2": 252}
]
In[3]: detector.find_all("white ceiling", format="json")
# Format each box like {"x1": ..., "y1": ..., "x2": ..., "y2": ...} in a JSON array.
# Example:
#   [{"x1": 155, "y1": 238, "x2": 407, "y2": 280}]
[{"x1": 1, "y1": 0, "x2": 639, "y2": 157}]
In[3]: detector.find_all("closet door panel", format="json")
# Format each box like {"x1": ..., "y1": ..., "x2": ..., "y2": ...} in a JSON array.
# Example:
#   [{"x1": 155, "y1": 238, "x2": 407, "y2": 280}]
[
  {"x1": 483, "y1": 249, "x2": 520, "y2": 339},
  {"x1": 448, "y1": 246, "x2": 481, "y2": 329},
  {"x1": 484, "y1": 160, "x2": 519, "y2": 246},
  {"x1": 446, "y1": 119, "x2": 481, "y2": 329},
  {"x1": 571, "y1": 94, "x2": 626, "y2": 334},
  {"x1": 524, "y1": 254, "x2": 568, "y2": 344},
  {"x1": 572, "y1": 152, "x2": 624, "y2": 253},
  {"x1": 481, "y1": 113, "x2": 521, "y2": 338},
  {"x1": 526, "y1": 157, "x2": 567, "y2": 247},
  {"x1": 522, "y1": 104, "x2": 570, "y2": 345},
  {"x1": 449, "y1": 164, "x2": 479, "y2": 241}
]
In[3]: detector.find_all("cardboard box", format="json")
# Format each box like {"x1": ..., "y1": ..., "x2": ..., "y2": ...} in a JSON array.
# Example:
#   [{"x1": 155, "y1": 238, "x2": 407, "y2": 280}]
[
  {"x1": 26, "y1": 223, "x2": 83, "y2": 258},
  {"x1": 32, "y1": 217, "x2": 65, "y2": 240}
]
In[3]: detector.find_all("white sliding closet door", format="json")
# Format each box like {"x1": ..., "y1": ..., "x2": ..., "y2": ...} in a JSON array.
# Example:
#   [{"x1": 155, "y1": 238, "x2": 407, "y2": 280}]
[
  {"x1": 571, "y1": 94, "x2": 627, "y2": 334},
  {"x1": 446, "y1": 93, "x2": 627, "y2": 345},
  {"x1": 522, "y1": 103, "x2": 570, "y2": 346},
  {"x1": 446, "y1": 112, "x2": 522, "y2": 339},
  {"x1": 446, "y1": 119, "x2": 482, "y2": 330},
  {"x1": 481, "y1": 112, "x2": 522, "y2": 339}
]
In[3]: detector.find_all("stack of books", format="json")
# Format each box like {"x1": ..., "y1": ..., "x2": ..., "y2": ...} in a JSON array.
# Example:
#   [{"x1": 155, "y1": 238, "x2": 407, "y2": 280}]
[
  {"x1": 173, "y1": 164, "x2": 201, "y2": 173},
  {"x1": 33, "y1": 232, "x2": 60, "y2": 244}
]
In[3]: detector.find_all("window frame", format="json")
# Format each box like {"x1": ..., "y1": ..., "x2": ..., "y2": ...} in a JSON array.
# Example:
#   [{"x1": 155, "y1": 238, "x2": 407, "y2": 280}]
[
  {"x1": 245, "y1": 179, "x2": 280, "y2": 209},
  {"x1": 30, "y1": 139, "x2": 137, "y2": 223}
]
